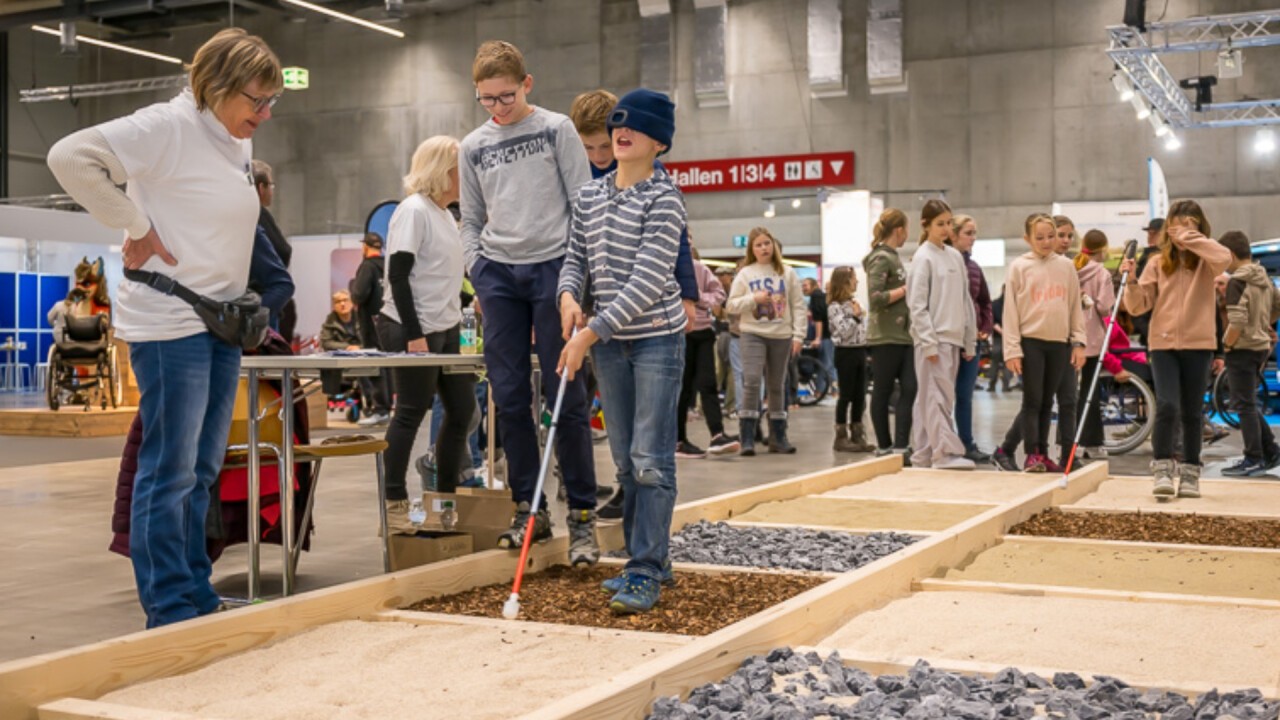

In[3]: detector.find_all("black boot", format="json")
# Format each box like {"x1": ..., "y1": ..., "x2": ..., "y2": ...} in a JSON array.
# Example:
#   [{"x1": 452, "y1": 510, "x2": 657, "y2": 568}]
[
  {"x1": 739, "y1": 417, "x2": 757, "y2": 457},
  {"x1": 768, "y1": 417, "x2": 796, "y2": 454},
  {"x1": 597, "y1": 485, "x2": 625, "y2": 520}
]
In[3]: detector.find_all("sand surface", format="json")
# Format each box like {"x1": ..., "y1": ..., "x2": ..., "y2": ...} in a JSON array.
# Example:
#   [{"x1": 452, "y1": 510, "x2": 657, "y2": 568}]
[
  {"x1": 1071, "y1": 478, "x2": 1280, "y2": 516},
  {"x1": 820, "y1": 470, "x2": 1047, "y2": 503},
  {"x1": 944, "y1": 538, "x2": 1280, "y2": 600},
  {"x1": 100, "y1": 620, "x2": 681, "y2": 719},
  {"x1": 735, "y1": 496, "x2": 991, "y2": 532},
  {"x1": 822, "y1": 591, "x2": 1280, "y2": 691}
]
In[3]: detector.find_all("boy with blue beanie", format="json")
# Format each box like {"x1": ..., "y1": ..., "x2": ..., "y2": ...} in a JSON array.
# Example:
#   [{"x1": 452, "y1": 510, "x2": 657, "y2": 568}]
[{"x1": 558, "y1": 88, "x2": 686, "y2": 613}]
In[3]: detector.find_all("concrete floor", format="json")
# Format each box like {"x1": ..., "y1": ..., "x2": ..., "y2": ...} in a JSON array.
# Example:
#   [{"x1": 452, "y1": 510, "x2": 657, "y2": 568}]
[{"x1": 0, "y1": 389, "x2": 1257, "y2": 664}]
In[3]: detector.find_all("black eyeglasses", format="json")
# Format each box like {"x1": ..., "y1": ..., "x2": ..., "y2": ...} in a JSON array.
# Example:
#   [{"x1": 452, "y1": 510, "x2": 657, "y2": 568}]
[
  {"x1": 241, "y1": 90, "x2": 282, "y2": 114},
  {"x1": 475, "y1": 91, "x2": 518, "y2": 108}
]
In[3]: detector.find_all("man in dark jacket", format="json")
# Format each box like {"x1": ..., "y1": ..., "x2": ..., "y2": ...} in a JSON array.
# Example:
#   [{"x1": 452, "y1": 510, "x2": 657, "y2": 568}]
[
  {"x1": 349, "y1": 232, "x2": 386, "y2": 350},
  {"x1": 253, "y1": 160, "x2": 297, "y2": 340}
]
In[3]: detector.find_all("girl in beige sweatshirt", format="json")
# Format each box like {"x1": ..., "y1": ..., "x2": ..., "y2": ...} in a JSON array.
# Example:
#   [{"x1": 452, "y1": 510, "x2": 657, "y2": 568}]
[
  {"x1": 1119, "y1": 199, "x2": 1232, "y2": 499},
  {"x1": 998, "y1": 213, "x2": 1086, "y2": 473}
]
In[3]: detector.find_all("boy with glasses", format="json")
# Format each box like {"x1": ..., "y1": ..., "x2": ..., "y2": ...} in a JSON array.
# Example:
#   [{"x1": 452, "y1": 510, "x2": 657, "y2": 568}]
[{"x1": 459, "y1": 40, "x2": 599, "y2": 565}]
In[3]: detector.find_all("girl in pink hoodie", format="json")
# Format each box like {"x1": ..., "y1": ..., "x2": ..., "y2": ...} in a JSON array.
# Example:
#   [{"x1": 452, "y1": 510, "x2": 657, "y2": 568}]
[{"x1": 1074, "y1": 230, "x2": 1116, "y2": 460}]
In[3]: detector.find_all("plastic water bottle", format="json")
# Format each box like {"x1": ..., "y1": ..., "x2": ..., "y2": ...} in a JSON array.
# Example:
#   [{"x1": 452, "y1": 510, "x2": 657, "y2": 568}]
[
  {"x1": 408, "y1": 499, "x2": 426, "y2": 526},
  {"x1": 460, "y1": 308, "x2": 477, "y2": 355},
  {"x1": 439, "y1": 500, "x2": 457, "y2": 531}
]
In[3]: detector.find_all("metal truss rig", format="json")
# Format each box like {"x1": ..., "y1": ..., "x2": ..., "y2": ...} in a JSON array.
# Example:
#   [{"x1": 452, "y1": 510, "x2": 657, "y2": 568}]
[
  {"x1": 1107, "y1": 9, "x2": 1280, "y2": 129},
  {"x1": 19, "y1": 75, "x2": 188, "y2": 104}
]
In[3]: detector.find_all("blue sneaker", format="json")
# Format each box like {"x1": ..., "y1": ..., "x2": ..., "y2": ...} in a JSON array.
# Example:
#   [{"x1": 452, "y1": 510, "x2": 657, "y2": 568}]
[
  {"x1": 609, "y1": 573, "x2": 661, "y2": 614},
  {"x1": 601, "y1": 558, "x2": 676, "y2": 593}
]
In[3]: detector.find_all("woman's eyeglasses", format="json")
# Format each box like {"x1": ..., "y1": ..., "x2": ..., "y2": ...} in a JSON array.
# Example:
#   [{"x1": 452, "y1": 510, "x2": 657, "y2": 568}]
[{"x1": 241, "y1": 90, "x2": 282, "y2": 114}]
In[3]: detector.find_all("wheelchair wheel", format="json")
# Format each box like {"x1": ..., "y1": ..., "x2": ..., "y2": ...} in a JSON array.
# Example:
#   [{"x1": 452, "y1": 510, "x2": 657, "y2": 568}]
[
  {"x1": 1099, "y1": 374, "x2": 1154, "y2": 455},
  {"x1": 1210, "y1": 369, "x2": 1274, "y2": 430},
  {"x1": 795, "y1": 355, "x2": 830, "y2": 407}
]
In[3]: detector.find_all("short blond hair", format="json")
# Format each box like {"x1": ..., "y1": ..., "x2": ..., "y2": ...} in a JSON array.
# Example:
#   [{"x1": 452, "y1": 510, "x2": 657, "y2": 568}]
[
  {"x1": 189, "y1": 28, "x2": 283, "y2": 112},
  {"x1": 570, "y1": 89, "x2": 618, "y2": 136},
  {"x1": 403, "y1": 136, "x2": 459, "y2": 200},
  {"x1": 332, "y1": 290, "x2": 351, "y2": 305},
  {"x1": 472, "y1": 40, "x2": 526, "y2": 84}
]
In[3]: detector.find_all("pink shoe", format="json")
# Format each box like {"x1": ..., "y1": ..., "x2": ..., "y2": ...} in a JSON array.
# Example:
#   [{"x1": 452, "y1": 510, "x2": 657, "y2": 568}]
[{"x1": 1023, "y1": 453, "x2": 1048, "y2": 473}]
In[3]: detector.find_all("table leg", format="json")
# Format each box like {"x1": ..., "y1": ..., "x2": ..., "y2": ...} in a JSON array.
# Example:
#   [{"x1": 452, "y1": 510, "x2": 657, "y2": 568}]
[
  {"x1": 247, "y1": 369, "x2": 262, "y2": 601},
  {"x1": 486, "y1": 383, "x2": 496, "y2": 490},
  {"x1": 280, "y1": 369, "x2": 297, "y2": 596},
  {"x1": 377, "y1": 452, "x2": 390, "y2": 573}
]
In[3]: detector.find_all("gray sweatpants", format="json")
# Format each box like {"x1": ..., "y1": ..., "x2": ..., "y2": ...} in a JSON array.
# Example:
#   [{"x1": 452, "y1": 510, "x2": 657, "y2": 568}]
[
  {"x1": 910, "y1": 343, "x2": 967, "y2": 466},
  {"x1": 740, "y1": 333, "x2": 791, "y2": 419}
]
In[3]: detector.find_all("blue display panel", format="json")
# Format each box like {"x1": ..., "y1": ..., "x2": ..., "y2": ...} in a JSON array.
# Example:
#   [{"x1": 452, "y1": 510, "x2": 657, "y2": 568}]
[
  {"x1": 18, "y1": 274, "x2": 39, "y2": 329},
  {"x1": 18, "y1": 332, "x2": 39, "y2": 368},
  {"x1": 39, "y1": 276, "x2": 71, "y2": 330},
  {"x1": 0, "y1": 273, "x2": 15, "y2": 329}
]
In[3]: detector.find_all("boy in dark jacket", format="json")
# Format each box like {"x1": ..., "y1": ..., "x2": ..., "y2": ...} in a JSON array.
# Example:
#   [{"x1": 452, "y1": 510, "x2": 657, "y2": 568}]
[{"x1": 1219, "y1": 231, "x2": 1280, "y2": 477}]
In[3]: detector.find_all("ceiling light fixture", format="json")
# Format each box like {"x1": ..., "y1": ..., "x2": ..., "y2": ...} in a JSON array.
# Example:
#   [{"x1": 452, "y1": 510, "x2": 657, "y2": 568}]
[
  {"x1": 1111, "y1": 72, "x2": 1135, "y2": 102},
  {"x1": 279, "y1": 0, "x2": 405, "y2": 38},
  {"x1": 1164, "y1": 133, "x2": 1182, "y2": 151},
  {"x1": 791, "y1": 198, "x2": 802, "y2": 209},
  {"x1": 31, "y1": 25, "x2": 182, "y2": 64},
  {"x1": 1148, "y1": 113, "x2": 1170, "y2": 137},
  {"x1": 1130, "y1": 95, "x2": 1151, "y2": 120},
  {"x1": 763, "y1": 202, "x2": 776, "y2": 219},
  {"x1": 1255, "y1": 129, "x2": 1277, "y2": 155}
]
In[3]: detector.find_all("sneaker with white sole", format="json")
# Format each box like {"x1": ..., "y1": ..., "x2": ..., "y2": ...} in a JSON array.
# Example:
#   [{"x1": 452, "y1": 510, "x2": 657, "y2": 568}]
[
  {"x1": 496, "y1": 502, "x2": 553, "y2": 549},
  {"x1": 1083, "y1": 446, "x2": 1108, "y2": 460},
  {"x1": 1151, "y1": 459, "x2": 1176, "y2": 498},
  {"x1": 357, "y1": 412, "x2": 390, "y2": 427},
  {"x1": 707, "y1": 433, "x2": 741, "y2": 455},
  {"x1": 1177, "y1": 463, "x2": 1201, "y2": 498},
  {"x1": 935, "y1": 455, "x2": 977, "y2": 470},
  {"x1": 675, "y1": 441, "x2": 707, "y2": 459}
]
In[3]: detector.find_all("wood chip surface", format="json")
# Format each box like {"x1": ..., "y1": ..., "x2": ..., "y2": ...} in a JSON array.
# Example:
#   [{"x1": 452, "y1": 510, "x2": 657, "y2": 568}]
[
  {"x1": 405, "y1": 565, "x2": 825, "y2": 635},
  {"x1": 1009, "y1": 508, "x2": 1280, "y2": 548}
]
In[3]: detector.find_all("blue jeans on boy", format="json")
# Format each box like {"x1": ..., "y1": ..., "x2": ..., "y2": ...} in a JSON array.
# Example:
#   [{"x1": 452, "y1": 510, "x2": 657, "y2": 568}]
[
  {"x1": 955, "y1": 354, "x2": 981, "y2": 452},
  {"x1": 129, "y1": 333, "x2": 240, "y2": 628},
  {"x1": 470, "y1": 256, "x2": 596, "y2": 510},
  {"x1": 429, "y1": 379, "x2": 485, "y2": 470},
  {"x1": 592, "y1": 333, "x2": 684, "y2": 581}
]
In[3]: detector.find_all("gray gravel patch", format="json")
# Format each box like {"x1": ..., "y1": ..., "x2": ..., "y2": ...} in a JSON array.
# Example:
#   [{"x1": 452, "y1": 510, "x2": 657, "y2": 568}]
[
  {"x1": 651, "y1": 520, "x2": 918, "y2": 573},
  {"x1": 647, "y1": 648, "x2": 1280, "y2": 720}
]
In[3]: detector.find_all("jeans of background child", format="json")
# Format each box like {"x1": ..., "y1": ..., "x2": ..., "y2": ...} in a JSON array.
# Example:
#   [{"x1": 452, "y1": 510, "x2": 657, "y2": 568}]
[
  {"x1": 592, "y1": 333, "x2": 684, "y2": 581},
  {"x1": 820, "y1": 337, "x2": 837, "y2": 383},
  {"x1": 910, "y1": 344, "x2": 967, "y2": 467},
  {"x1": 1225, "y1": 349, "x2": 1276, "y2": 462},
  {"x1": 834, "y1": 346, "x2": 868, "y2": 426},
  {"x1": 740, "y1": 333, "x2": 792, "y2": 419},
  {"x1": 470, "y1": 256, "x2": 597, "y2": 510},
  {"x1": 1003, "y1": 338, "x2": 1070, "y2": 457},
  {"x1": 678, "y1": 328, "x2": 724, "y2": 440},
  {"x1": 377, "y1": 319, "x2": 475, "y2": 498},
  {"x1": 729, "y1": 335, "x2": 743, "y2": 415},
  {"x1": 429, "y1": 381, "x2": 486, "y2": 472},
  {"x1": 1076, "y1": 356, "x2": 1105, "y2": 448},
  {"x1": 869, "y1": 344, "x2": 916, "y2": 450},
  {"x1": 129, "y1": 333, "x2": 240, "y2": 628},
  {"x1": 1150, "y1": 349, "x2": 1213, "y2": 465},
  {"x1": 954, "y1": 354, "x2": 981, "y2": 452},
  {"x1": 716, "y1": 331, "x2": 735, "y2": 413}
]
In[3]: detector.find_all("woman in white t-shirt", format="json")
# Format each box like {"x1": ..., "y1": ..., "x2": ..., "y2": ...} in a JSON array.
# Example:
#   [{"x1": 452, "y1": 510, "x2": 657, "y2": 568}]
[
  {"x1": 376, "y1": 136, "x2": 476, "y2": 534},
  {"x1": 46, "y1": 29, "x2": 282, "y2": 629}
]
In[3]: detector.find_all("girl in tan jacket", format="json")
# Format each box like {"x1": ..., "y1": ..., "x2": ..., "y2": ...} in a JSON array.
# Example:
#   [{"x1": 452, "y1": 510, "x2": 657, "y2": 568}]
[{"x1": 1120, "y1": 199, "x2": 1232, "y2": 499}]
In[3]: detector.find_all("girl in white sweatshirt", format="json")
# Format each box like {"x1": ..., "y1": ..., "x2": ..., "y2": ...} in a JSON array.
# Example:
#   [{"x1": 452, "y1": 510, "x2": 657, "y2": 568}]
[
  {"x1": 907, "y1": 200, "x2": 978, "y2": 470},
  {"x1": 725, "y1": 227, "x2": 807, "y2": 456}
]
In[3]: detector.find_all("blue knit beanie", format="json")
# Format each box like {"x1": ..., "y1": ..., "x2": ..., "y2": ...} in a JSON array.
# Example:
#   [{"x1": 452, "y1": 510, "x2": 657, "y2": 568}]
[{"x1": 607, "y1": 88, "x2": 675, "y2": 155}]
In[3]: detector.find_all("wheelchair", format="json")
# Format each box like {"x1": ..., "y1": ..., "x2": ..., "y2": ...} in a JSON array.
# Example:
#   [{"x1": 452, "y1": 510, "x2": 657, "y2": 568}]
[{"x1": 46, "y1": 314, "x2": 121, "y2": 411}]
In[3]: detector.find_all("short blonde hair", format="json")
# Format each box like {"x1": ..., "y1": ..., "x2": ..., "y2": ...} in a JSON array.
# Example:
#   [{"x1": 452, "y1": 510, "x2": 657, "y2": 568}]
[
  {"x1": 403, "y1": 136, "x2": 460, "y2": 200},
  {"x1": 570, "y1": 89, "x2": 618, "y2": 136},
  {"x1": 189, "y1": 28, "x2": 283, "y2": 112},
  {"x1": 472, "y1": 40, "x2": 526, "y2": 84},
  {"x1": 332, "y1": 290, "x2": 351, "y2": 305}
]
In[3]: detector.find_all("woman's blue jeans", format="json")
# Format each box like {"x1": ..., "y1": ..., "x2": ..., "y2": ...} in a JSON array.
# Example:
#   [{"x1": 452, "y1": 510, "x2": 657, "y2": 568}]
[{"x1": 129, "y1": 333, "x2": 240, "y2": 628}]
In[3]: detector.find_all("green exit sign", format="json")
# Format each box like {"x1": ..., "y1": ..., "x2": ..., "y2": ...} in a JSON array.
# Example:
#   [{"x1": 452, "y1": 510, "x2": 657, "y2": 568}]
[
  {"x1": 283, "y1": 67, "x2": 309, "y2": 90},
  {"x1": 733, "y1": 234, "x2": 748, "y2": 248}
]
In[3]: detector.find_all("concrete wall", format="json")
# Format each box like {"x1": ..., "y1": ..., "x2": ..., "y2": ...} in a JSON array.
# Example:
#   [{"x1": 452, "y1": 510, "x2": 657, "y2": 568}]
[{"x1": 8, "y1": 0, "x2": 1280, "y2": 253}]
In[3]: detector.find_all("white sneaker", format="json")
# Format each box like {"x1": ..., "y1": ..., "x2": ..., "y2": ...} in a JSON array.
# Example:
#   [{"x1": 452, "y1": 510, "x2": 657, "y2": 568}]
[
  {"x1": 1084, "y1": 446, "x2": 1108, "y2": 459},
  {"x1": 935, "y1": 455, "x2": 977, "y2": 471},
  {"x1": 358, "y1": 412, "x2": 390, "y2": 427}
]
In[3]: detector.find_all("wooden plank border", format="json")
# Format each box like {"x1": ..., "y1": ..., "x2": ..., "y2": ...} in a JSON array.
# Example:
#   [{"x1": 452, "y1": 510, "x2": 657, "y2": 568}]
[{"x1": 912, "y1": 578, "x2": 1280, "y2": 611}]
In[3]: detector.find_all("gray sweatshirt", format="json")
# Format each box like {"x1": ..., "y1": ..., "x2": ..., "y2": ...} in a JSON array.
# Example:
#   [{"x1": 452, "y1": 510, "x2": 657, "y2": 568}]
[
  {"x1": 459, "y1": 107, "x2": 591, "y2": 272},
  {"x1": 907, "y1": 240, "x2": 977, "y2": 358}
]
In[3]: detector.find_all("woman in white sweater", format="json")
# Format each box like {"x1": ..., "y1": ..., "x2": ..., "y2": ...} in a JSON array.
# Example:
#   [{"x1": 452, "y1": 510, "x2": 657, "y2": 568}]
[
  {"x1": 725, "y1": 228, "x2": 807, "y2": 456},
  {"x1": 46, "y1": 29, "x2": 283, "y2": 628},
  {"x1": 907, "y1": 200, "x2": 978, "y2": 470}
]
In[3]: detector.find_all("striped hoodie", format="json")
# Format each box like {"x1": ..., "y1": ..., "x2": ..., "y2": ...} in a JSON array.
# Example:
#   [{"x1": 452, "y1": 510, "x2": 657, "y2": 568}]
[{"x1": 557, "y1": 167, "x2": 688, "y2": 342}]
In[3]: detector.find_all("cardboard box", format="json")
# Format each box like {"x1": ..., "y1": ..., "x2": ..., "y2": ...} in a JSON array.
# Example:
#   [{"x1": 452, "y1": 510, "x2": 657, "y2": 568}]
[
  {"x1": 388, "y1": 531, "x2": 473, "y2": 571},
  {"x1": 420, "y1": 488, "x2": 515, "y2": 552}
]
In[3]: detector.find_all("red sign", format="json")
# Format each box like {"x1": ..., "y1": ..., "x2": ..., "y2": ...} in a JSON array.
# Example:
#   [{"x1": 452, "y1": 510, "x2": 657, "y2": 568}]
[{"x1": 665, "y1": 151, "x2": 855, "y2": 194}]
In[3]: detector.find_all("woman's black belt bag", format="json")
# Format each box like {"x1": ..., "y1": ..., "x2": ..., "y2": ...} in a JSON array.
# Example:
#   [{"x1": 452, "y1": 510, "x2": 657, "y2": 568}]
[{"x1": 124, "y1": 269, "x2": 270, "y2": 350}]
